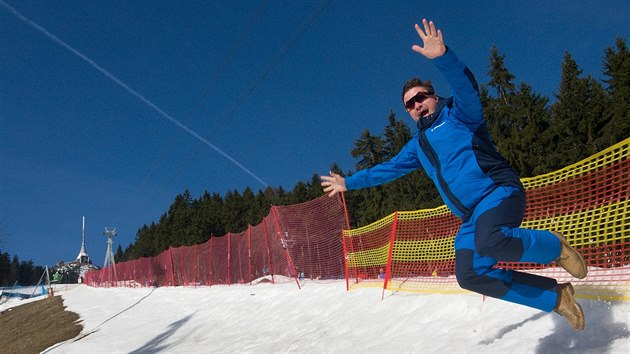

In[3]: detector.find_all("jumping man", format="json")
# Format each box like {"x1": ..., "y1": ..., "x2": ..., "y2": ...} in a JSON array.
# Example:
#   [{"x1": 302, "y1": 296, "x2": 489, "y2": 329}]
[{"x1": 321, "y1": 19, "x2": 588, "y2": 331}]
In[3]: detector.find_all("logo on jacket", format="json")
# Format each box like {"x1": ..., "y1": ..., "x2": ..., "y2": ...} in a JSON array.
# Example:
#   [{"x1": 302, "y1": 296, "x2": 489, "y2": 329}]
[{"x1": 431, "y1": 121, "x2": 446, "y2": 132}]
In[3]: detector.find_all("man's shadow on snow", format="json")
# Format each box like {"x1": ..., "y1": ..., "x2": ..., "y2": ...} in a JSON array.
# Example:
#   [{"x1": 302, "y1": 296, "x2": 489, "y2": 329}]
[
  {"x1": 478, "y1": 311, "x2": 548, "y2": 345},
  {"x1": 478, "y1": 295, "x2": 629, "y2": 353},
  {"x1": 535, "y1": 299, "x2": 629, "y2": 354},
  {"x1": 129, "y1": 312, "x2": 196, "y2": 354}
]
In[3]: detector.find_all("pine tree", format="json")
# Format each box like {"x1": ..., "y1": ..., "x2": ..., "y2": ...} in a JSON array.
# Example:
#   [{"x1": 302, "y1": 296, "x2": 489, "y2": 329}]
[
  {"x1": 9, "y1": 255, "x2": 19, "y2": 285},
  {"x1": 547, "y1": 52, "x2": 606, "y2": 170},
  {"x1": 18, "y1": 260, "x2": 35, "y2": 285},
  {"x1": 164, "y1": 191, "x2": 190, "y2": 246},
  {"x1": 224, "y1": 190, "x2": 247, "y2": 233},
  {"x1": 487, "y1": 46, "x2": 516, "y2": 105},
  {"x1": 383, "y1": 111, "x2": 412, "y2": 158},
  {"x1": 599, "y1": 38, "x2": 630, "y2": 148},
  {"x1": 583, "y1": 77, "x2": 609, "y2": 154},
  {"x1": 288, "y1": 181, "x2": 310, "y2": 204},
  {"x1": 483, "y1": 47, "x2": 553, "y2": 176},
  {"x1": 382, "y1": 112, "x2": 427, "y2": 213},
  {"x1": 504, "y1": 83, "x2": 551, "y2": 176},
  {"x1": 0, "y1": 251, "x2": 9, "y2": 286},
  {"x1": 241, "y1": 187, "x2": 261, "y2": 226},
  {"x1": 309, "y1": 174, "x2": 325, "y2": 199},
  {"x1": 346, "y1": 112, "x2": 442, "y2": 225},
  {"x1": 351, "y1": 129, "x2": 386, "y2": 170},
  {"x1": 484, "y1": 46, "x2": 517, "y2": 146},
  {"x1": 203, "y1": 191, "x2": 227, "y2": 238},
  {"x1": 328, "y1": 162, "x2": 343, "y2": 175},
  {"x1": 114, "y1": 244, "x2": 124, "y2": 262}
]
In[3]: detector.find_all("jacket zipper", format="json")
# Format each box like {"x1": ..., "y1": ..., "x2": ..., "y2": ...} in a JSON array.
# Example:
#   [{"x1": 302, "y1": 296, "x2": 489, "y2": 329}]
[{"x1": 418, "y1": 130, "x2": 471, "y2": 219}]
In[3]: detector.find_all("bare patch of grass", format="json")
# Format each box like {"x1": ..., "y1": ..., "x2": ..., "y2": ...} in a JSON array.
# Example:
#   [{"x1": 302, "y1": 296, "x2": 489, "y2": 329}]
[{"x1": 0, "y1": 295, "x2": 82, "y2": 354}]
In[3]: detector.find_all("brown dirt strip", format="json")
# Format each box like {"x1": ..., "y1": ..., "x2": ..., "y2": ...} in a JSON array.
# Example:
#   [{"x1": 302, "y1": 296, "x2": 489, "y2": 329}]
[{"x1": 0, "y1": 295, "x2": 82, "y2": 354}]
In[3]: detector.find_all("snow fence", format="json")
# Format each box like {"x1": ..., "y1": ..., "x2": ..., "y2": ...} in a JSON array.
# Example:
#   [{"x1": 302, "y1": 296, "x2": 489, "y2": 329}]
[{"x1": 86, "y1": 138, "x2": 629, "y2": 301}]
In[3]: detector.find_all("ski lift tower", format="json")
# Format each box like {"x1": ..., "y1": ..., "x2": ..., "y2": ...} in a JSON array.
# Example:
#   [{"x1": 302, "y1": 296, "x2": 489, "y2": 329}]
[{"x1": 103, "y1": 227, "x2": 117, "y2": 268}]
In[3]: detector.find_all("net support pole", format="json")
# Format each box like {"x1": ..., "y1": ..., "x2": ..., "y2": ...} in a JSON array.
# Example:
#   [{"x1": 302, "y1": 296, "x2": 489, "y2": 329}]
[
  {"x1": 341, "y1": 229, "x2": 350, "y2": 291},
  {"x1": 272, "y1": 206, "x2": 301, "y2": 289},
  {"x1": 382, "y1": 211, "x2": 399, "y2": 300},
  {"x1": 209, "y1": 237, "x2": 214, "y2": 286},
  {"x1": 169, "y1": 246, "x2": 176, "y2": 287},
  {"x1": 180, "y1": 248, "x2": 185, "y2": 286},
  {"x1": 262, "y1": 217, "x2": 275, "y2": 284},
  {"x1": 340, "y1": 192, "x2": 351, "y2": 291},
  {"x1": 248, "y1": 225, "x2": 253, "y2": 285},
  {"x1": 227, "y1": 233, "x2": 232, "y2": 286},
  {"x1": 194, "y1": 244, "x2": 199, "y2": 287}
]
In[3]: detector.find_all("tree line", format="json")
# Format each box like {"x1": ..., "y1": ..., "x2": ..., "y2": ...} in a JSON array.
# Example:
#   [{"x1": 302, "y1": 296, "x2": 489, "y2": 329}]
[
  {"x1": 0, "y1": 250, "x2": 46, "y2": 287},
  {"x1": 114, "y1": 178, "x2": 325, "y2": 262},
  {"x1": 107, "y1": 38, "x2": 626, "y2": 262}
]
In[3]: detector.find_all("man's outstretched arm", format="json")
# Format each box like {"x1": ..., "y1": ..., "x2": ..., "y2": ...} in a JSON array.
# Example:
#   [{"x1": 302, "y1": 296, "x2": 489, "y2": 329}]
[{"x1": 415, "y1": 19, "x2": 483, "y2": 124}]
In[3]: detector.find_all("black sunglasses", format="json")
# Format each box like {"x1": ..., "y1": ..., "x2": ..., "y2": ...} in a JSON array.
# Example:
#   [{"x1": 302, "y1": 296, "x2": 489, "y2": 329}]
[{"x1": 404, "y1": 91, "x2": 435, "y2": 111}]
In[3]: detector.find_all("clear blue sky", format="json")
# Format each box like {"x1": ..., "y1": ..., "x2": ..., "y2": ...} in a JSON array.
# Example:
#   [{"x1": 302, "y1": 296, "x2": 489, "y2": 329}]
[{"x1": 1, "y1": 1, "x2": 628, "y2": 268}]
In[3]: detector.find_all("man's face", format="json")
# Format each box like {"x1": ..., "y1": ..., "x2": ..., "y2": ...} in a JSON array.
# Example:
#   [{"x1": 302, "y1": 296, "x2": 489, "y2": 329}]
[{"x1": 403, "y1": 86, "x2": 438, "y2": 122}]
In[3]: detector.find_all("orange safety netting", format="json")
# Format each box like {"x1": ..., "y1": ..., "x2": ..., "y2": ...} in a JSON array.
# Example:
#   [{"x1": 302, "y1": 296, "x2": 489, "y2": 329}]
[
  {"x1": 344, "y1": 138, "x2": 630, "y2": 300},
  {"x1": 84, "y1": 193, "x2": 348, "y2": 288}
]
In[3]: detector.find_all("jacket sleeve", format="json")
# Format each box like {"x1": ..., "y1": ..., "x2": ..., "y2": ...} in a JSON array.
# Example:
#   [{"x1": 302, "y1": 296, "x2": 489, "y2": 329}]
[
  {"x1": 432, "y1": 48, "x2": 483, "y2": 126},
  {"x1": 345, "y1": 138, "x2": 421, "y2": 190}
]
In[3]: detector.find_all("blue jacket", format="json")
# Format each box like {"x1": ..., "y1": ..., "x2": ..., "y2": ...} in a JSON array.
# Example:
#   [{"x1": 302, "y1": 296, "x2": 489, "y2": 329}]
[{"x1": 345, "y1": 48, "x2": 523, "y2": 220}]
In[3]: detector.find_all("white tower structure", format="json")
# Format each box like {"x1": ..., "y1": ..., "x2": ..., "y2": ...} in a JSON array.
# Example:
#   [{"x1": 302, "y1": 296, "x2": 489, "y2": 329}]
[
  {"x1": 103, "y1": 227, "x2": 117, "y2": 268},
  {"x1": 76, "y1": 216, "x2": 90, "y2": 264}
]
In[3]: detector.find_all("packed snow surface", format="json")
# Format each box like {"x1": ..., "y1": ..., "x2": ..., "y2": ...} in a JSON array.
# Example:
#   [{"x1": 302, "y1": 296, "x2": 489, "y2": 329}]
[{"x1": 5, "y1": 278, "x2": 629, "y2": 353}]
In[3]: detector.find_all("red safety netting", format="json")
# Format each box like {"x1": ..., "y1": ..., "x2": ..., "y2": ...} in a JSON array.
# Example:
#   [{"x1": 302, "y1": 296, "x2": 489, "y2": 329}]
[{"x1": 84, "y1": 194, "x2": 348, "y2": 288}]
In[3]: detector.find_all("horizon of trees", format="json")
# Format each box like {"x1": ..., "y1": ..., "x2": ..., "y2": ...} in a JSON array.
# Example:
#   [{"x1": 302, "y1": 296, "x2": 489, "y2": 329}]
[{"x1": 0, "y1": 250, "x2": 46, "y2": 287}]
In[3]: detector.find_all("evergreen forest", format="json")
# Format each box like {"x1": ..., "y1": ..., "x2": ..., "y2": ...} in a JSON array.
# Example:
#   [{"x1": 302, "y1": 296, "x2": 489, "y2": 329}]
[{"x1": 0, "y1": 251, "x2": 46, "y2": 287}]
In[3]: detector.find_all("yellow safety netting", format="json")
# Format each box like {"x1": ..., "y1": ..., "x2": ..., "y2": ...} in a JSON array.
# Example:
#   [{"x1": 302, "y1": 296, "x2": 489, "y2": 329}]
[{"x1": 344, "y1": 138, "x2": 630, "y2": 301}]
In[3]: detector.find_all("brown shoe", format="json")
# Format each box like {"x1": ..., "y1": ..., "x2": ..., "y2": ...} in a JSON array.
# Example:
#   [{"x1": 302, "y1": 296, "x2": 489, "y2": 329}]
[
  {"x1": 554, "y1": 283, "x2": 585, "y2": 331},
  {"x1": 551, "y1": 231, "x2": 588, "y2": 279}
]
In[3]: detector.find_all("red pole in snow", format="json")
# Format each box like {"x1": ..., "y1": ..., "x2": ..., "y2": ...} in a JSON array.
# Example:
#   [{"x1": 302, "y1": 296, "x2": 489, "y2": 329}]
[
  {"x1": 271, "y1": 206, "x2": 301, "y2": 290},
  {"x1": 382, "y1": 212, "x2": 399, "y2": 300}
]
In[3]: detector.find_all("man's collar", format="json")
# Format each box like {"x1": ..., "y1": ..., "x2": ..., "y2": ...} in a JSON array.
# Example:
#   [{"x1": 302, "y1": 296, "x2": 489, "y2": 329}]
[{"x1": 416, "y1": 96, "x2": 449, "y2": 130}]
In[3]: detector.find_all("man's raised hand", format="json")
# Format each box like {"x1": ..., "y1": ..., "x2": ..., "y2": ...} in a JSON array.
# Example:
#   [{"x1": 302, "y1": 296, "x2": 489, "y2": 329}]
[{"x1": 412, "y1": 18, "x2": 446, "y2": 59}]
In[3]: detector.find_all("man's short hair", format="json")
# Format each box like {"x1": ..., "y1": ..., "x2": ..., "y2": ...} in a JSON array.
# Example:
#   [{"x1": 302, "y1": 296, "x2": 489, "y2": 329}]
[{"x1": 402, "y1": 78, "x2": 434, "y2": 102}]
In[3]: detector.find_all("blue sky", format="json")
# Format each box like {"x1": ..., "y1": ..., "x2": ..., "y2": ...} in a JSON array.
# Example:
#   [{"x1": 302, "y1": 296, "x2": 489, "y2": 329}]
[{"x1": 1, "y1": 1, "x2": 628, "y2": 268}]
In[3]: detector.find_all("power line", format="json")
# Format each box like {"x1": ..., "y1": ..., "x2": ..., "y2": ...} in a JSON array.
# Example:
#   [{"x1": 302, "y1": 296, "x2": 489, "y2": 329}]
[
  {"x1": 207, "y1": 0, "x2": 334, "y2": 140},
  {"x1": 0, "y1": 0, "x2": 269, "y2": 188},
  {"x1": 167, "y1": 0, "x2": 335, "y2": 194},
  {"x1": 138, "y1": 0, "x2": 270, "y2": 191}
]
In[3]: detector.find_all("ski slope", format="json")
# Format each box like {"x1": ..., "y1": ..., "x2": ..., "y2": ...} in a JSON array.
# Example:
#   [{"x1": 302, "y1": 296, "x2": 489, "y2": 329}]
[{"x1": 27, "y1": 277, "x2": 629, "y2": 353}]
